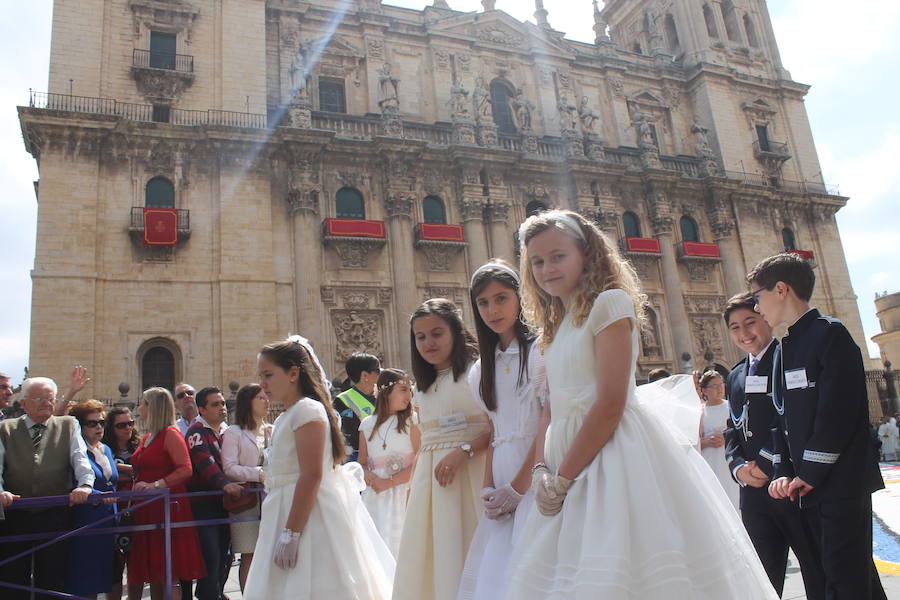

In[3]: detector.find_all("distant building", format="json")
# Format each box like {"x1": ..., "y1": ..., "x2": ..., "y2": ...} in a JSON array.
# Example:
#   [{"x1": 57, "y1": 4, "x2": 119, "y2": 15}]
[{"x1": 18, "y1": 0, "x2": 868, "y2": 396}]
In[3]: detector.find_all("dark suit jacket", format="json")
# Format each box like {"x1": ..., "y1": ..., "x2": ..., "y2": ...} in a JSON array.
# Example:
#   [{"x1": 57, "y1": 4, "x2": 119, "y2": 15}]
[
  {"x1": 725, "y1": 340, "x2": 782, "y2": 512},
  {"x1": 772, "y1": 309, "x2": 883, "y2": 504}
]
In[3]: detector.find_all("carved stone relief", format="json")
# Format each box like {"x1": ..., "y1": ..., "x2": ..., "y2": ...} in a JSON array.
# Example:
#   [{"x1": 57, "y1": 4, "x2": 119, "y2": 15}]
[
  {"x1": 367, "y1": 38, "x2": 384, "y2": 60},
  {"x1": 131, "y1": 68, "x2": 194, "y2": 103},
  {"x1": 326, "y1": 239, "x2": 386, "y2": 269},
  {"x1": 331, "y1": 310, "x2": 384, "y2": 363},
  {"x1": 320, "y1": 286, "x2": 393, "y2": 308},
  {"x1": 627, "y1": 255, "x2": 660, "y2": 280},
  {"x1": 690, "y1": 316, "x2": 725, "y2": 357},
  {"x1": 422, "y1": 287, "x2": 467, "y2": 307},
  {"x1": 682, "y1": 259, "x2": 717, "y2": 283},
  {"x1": 477, "y1": 24, "x2": 524, "y2": 47},
  {"x1": 130, "y1": 1, "x2": 199, "y2": 44},
  {"x1": 433, "y1": 48, "x2": 450, "y2": 70},
  {"x1": 683, "y1": 294, "x2": 727, "y2": 314}
]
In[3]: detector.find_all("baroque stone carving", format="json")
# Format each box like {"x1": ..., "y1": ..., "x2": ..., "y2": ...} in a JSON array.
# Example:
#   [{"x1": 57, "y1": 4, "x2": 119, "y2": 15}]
[
  {"x1": 130, "y1": 0, "x2": 199, "y2": 44},
  {"x1": 458, "y1": 197, "x2": 485, "y2": 222},
  {"x1": 683, "y1": 294, "x2": 728, "y2": 314},
  {"x1": 683, "y1": 259, "x2": 717, "y2": 283},
  {"x1": 367, "y1": 38, "x2": 384, "y2": 59},
  {"x1": 433, "y1": 48, "x2": 450, "y2": 70},
  {"x1": 608, "y1": 77, "x2": 624, "y2": 96},
  {"x1": 626, "y1": 255, "x2": 659, "y2": 280},
  {"x1": 512, "y1": 89, "x2": 534, "y2": 132},
  {"x1": 579, "y1": 96, "x2": 600, "y2": 133},
  {"x1": 130, "y1": 68, "x2": 193, "y2": 102},
  {"x1": 418, "y1": 243, "x2": 457, "y2": 271},
  {"x1": 558, "y1": 94, "x2": 579, "y2": 132},
  {"x1": 473, "y1": 76, "x2": 492, "y2": 124},
  {"x1": 385, "y1": 193, "x2": 414, "y2": 218},
  {"x1": 457, "y1": 53, "x2": 472, "y2": 72},
  {"x1": 690, "y1": 316, "x2": 725, "y2": 357},
  {"x1": 488, "y1": 201, "x2": 510, "y2": 223},
  {"x1": 327, "y1": 238, "x2": 386, "y2": 269},
  {"x1": 332, "y1": 310, "x2": 384, "y2": 362},
  {"x1": 449, "y1": 77, "x2": 472, "y2": 122},
  {"x1": 478, "y1": 24, "x2": 523, "y2": 48}
]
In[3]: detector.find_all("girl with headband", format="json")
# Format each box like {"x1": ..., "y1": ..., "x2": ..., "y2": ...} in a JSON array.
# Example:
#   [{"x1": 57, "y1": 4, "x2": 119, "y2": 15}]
[
  {"x1": 457, "y1": 260, "x2": 547, "y2": 600},
  {"x1": 505, "y1": 209, "x2": 777, "y2": 598}
]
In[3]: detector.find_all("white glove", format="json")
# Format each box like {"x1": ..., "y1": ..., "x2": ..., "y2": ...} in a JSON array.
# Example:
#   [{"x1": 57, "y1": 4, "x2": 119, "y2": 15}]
[
  {"x1": 482, "y1": 484, "x2": 523, "y2": 519},
  {"x1": 273, "y1": 529, "x2": 301, "y2": 569},
  {"x1": 535, "y1": 472, "x2": 573, "y2": 517}
]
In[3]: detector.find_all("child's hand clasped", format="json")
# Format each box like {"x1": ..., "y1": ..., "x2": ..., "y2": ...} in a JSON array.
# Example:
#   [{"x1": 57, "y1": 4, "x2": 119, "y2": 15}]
[{"x1": 434, "y1": 449, "x2": 466, "y2": 487}]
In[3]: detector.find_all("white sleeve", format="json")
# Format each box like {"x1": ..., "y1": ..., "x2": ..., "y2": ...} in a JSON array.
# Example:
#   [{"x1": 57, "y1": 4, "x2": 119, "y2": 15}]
[
  {"x1": 586, "y1": 289, "x2": 635, "y2": 335},
  {"x1": 289, "y1": 398, "x2": 328, "y2": 431},
  {"x1": 70, "y1": 421, "x2": 96, "y2": 488}
]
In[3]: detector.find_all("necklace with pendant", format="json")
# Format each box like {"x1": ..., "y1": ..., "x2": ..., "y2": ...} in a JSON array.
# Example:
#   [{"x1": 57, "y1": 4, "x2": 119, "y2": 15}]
[
  {"x1": 497, "y1": 352, "x2": 515, "y2": 375},
  {"x1": 378, "y1": 416, "x2": 393, "y2": 450}
]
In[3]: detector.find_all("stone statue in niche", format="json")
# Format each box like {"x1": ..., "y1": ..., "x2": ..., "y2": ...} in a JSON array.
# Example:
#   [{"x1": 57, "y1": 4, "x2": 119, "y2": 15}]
[
  {"x1": 333, "y1": 310, "x2": 383, "y2": 362},
  {"x1": 578, "y1": 95, "x2": 600, "y2": 132},
  {"x1": 557, "y1": 94, "x2": 579, "y2": 132},
  {"x1": 288, "y1": 43, "x2": 309, "y2": 99},
  {"x1": 449, "y1": 76, "x2": 471, "y2": 121},
  {"x1": 631, "y1": 108, "x2": 657, "y2": 150},
  {"x1": 512, "y1": 89, "x2": 534, "y2": 131},
  {"x1": 691, "y1": 120, "x2": 713, "y2": 155},
  {"x1": 473, "y1": 76, "x2": 492, "y2": 123},
  {"x1": 378, "y1": 62, "x2": 400, "y2": 113}
]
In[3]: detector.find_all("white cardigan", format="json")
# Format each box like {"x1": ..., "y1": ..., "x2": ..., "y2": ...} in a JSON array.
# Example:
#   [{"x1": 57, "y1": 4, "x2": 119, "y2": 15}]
[{"x1": 221, "y1": 423, "x2": 272, "y2": 483}]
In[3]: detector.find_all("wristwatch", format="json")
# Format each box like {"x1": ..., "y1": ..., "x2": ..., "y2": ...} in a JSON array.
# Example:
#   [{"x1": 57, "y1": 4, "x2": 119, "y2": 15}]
[{"x1": 459, "y1": 442, "x2": 474, "y2": 458}]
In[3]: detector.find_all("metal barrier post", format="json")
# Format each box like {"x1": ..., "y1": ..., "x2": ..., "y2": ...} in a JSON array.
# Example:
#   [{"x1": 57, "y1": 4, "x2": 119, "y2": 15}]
[{"x1": 164, "y1": 488, "x2": 173, "y2": 600}]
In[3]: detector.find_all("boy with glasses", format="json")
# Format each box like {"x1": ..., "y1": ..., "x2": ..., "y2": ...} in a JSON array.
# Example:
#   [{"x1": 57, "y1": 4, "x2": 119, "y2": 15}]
[{"x1": 747, "y1": 253, "x2": 885, "y2": 599}]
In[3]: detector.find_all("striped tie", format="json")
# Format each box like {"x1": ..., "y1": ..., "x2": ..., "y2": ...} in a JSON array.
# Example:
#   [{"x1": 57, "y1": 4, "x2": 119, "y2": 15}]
[
  {"x1": 748, "y1": 358, "x2": 759, "y2": 377},
  {"x1": 31, "y1": 423, "x2": 46, "y2": 452}
]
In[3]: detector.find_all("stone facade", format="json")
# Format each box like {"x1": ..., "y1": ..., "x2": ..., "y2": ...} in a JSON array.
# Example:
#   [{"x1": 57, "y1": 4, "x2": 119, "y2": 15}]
[
  {"x1": 19, "y1": 0, "x2": 868, "y2": 398},
  {"x1": 873, "y1": 292, "x2": 900, "y2": 367}
]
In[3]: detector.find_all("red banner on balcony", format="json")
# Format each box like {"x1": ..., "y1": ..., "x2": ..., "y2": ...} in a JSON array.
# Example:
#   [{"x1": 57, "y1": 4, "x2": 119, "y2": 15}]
[
  {"x1": 625, "y1": 237, "x2": 661, "y2": 253},
  {"x1": 682, "y1": 241, "x2": 721, "y2": 258},
  {"x1": 787, "y1": 249, "x2": 815, "y2": 260},
  {"x1": 324, "y1": 218, "x2": 386, "y2": 239},
  {"x1": 143, "y1": 208, "x2": 178, "y2": 246},
  {"x1": 418, "y1": 223, "x2": 465, "y2": 243}
]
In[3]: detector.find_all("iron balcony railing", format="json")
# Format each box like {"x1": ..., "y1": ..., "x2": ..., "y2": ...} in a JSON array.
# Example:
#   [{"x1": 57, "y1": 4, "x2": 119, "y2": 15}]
[
  {"x1": 752, "y1": 139, "x2": 790, "y2": 159},
  {"x1": 29, "y1": 91, "x2": 267, "y2": 129},
  {"x1": 130, "y1": 206, "x2": 191, "y2": 235},
  {"x1": 722, "y1": 170, "x2": 840, "y2": 196},
  {"x1": 132, "y1": 48, "x2": 194, "y2": 73}
]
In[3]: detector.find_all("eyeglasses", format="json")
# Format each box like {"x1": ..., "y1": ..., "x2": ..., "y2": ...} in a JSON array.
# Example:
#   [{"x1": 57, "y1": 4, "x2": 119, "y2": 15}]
[
  {"x1": 749, "y1": 284, "x2": 775, "y2": 304},
  {"x1": 83, "y1": 419, "x2": 106, "y2": 428},
  {"x1": 176, "y1": 390, "x2": 195, "y2": 400},
  {"x1": 114, "y1": 421, "x2": 135, "y2": 430}
]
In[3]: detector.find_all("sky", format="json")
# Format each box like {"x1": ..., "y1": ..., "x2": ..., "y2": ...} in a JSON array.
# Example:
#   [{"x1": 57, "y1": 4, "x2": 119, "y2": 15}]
[{"x1": 1, "y1": 0, "x2": 898, "y2": 384}]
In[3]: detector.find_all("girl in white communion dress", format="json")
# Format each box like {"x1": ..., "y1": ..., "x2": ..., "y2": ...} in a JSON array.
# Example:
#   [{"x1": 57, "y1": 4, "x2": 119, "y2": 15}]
[{"x1": 505, "y1": 210, "x2": 778, "y2": 599}]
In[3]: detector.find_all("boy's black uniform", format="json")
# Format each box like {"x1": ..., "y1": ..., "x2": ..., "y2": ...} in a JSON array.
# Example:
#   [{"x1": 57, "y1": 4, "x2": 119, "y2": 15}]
[
  {"x1": 725, "y1": 339, "x2": 824, "y2": 598},
  {"x1": 772, "y1": 309, "x2": 885, "y2": 599}
]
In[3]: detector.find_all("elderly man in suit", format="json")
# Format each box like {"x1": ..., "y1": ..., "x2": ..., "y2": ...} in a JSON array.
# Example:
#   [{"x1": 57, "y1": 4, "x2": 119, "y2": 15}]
[{"x1": 0, "y1": 376, "x2": 95, "y2": 600}]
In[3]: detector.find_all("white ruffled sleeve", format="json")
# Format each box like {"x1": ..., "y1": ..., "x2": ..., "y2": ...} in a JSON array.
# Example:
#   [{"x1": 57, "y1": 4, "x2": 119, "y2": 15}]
[
  {"x1": 288, "y1": 397, "x2": 328, "y2": 431},
  {"x1": 467, "y1": 359, "x2": 489, "y2": 414},
  {"x1": 359, "y1": 414, "x2": 375, "y2": 436},
  {"x1": 586, "y1": 288, "x2": 636, "y2": 335}
]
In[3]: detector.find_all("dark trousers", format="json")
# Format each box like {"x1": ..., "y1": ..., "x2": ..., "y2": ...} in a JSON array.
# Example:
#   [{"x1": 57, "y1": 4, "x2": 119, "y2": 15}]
[
  {"x1": 0, "y1": 508, "x2": 71, "y2": 600},
  {"x1": 192, "y1": 502, "x2": 232, "y2": 600},
  {"x1": 802, "y1": 494, "x2": 886, "y2": 600},
  {"x1": 743, "y1": 503, "x2": 825, "y2": 599}
]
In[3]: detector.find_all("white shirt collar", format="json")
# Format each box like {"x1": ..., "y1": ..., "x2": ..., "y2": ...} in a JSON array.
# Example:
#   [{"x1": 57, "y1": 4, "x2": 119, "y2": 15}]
[
  {"x1": 495, "y1": 338, "x2": 520, "y2": 358},
  {"x1": 198, "y1": 416, "x2": 228, "y2": 435},
  {"x1": 749, "y1": 338, "x2": 776, "y2": 365}
]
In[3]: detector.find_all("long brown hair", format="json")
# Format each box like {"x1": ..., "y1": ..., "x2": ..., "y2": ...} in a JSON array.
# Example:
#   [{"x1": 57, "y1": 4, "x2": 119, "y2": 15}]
[
  {"x1": 259, "y1": 339, "x2": 346, "y2": 466},
  {"x1": 367, "y1": 369, "x2": 414, "y2": 442},
  {"x1": 519, "y1": 209, "x2": 646, "y2": 348},
  {"x1": 409, "y1": 298, "x2": 478, "y2": 393},
  {"x1": 102, "y1": 407, "x2": 141, "y2": 453},
  {"x1": 234, "y1": 383, "x2": 266, "y2": 431},
  {"x1": 469, "y1": 260, "x2": 535, "y2": 411}
]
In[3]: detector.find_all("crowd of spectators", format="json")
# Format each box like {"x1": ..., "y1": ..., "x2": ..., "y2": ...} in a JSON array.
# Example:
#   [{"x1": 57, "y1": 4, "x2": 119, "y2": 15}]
[{"x1": 0, "y1": 369, "x2": 271, "y2": 600}]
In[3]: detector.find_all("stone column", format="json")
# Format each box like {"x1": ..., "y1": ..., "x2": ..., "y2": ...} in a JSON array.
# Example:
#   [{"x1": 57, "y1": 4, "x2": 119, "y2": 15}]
[
  {"x1": 648, "y1": 184, "x2": 693, "y2": 364},
  {"x1": 459, "y1": 196, "x2": 489, "y2": 273},
  {"x1": 289, "y1": 187, "x2": 324, "y2": 345},
  {"x1": 385, "y1": 193, "x2": 417, "y2": 370},
  {"x1": 488, "y1": 201, "x2": 514, "y2": 263},
  {"x1": 708, "y1": 190, "x2": 746, "y2": 297}
]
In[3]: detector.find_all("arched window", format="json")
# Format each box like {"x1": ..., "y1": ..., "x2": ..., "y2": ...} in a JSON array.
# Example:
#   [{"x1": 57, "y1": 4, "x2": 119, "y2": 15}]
[
  {"x1": 335, "y1": 187, "x2": 365, "y2": 219},
  {"x1": 623, "y1": 211, "x2": 642, "y2": 238},
  {"x1": 721, "y1": 0, "x2": 742, "y2": 43},
  {"x1": 743, "y1": 14, "x2": 760, "y2": 48},
  {"x1": 489, "y1": 79, "x2": 517, "y2": 134},
  {"x1": 782, "y1": 227, "x2": 796, "y2": 250},
  {"x1": 423, "y1": 196, "x2": 446, "y2": 224},
  {"x1": 526, "y1": 201, "x2": 548, "y2": 217},
  {"x1": 664, "y1": 14, "x2": 680, "y2": 53},
  {"x1": 703, "y1": 4, "x2": 719, "y2": 38},
  {"x1": 680, "y1": 215, "x2": 700, "y2": 242},
  {"x1": 145, "y1": 176, "x2": 175, "y2": 208}
]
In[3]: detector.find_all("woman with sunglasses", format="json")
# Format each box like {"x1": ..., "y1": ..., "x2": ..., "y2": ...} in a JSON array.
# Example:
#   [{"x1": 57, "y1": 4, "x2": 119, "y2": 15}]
[
  {"x1": 102, "y1": 407, "x2": 142, "y2": 600},
  {"x1": 65, "y1": 400, "x2": 119, "y2": 599}
]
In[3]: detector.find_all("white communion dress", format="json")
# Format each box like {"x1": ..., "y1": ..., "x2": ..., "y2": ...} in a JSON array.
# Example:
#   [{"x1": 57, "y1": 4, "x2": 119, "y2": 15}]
[
  {"x1": 360, "y1": 413, "x2": 418, "y2": 557},
  {"x1": 505, "y1": 289, "x2": 778, "y2": 599},
  {"x1": 392, "y1": 367, "x2": 489, "y2": 600},
  {"x1": 457, "y1": 339, "x2": 544, "y2": 600},
  {"x1": 244, "y1": 397, "x2": 395, "y2": 600},
  {"x1": 701, "y1": 401, "x2": 741, "y2": 509}
]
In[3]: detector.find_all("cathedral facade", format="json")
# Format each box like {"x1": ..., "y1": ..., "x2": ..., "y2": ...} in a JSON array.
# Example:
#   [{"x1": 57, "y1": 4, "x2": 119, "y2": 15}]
[{"x1": 19, "y1": 0, "x2": 866, "y2": 400}]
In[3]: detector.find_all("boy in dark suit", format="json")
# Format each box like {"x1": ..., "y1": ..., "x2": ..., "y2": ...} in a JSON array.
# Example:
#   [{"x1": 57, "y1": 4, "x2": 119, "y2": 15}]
[
  {"x1": 747, "y1": 253, "x2": 885, "y2": 599},
  {"x1": 723, "y1": 292, "x2": 823, "y2": 598}
]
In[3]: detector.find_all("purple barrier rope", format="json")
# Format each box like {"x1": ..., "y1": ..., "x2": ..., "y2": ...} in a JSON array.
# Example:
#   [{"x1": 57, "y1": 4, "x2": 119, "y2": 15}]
[{"x1": 0, "y1": 487, "x2": 267, "y2": 600}]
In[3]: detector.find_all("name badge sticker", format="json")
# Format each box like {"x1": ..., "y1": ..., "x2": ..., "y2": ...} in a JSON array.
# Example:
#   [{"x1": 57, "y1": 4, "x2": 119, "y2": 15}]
[
  {"x1": 745, "y1": 375, "x2": 768, "y2": 394},
  {"x1": 438, "y1": 412, "x2": 468, "y2": 433},
  {"x1": 785, "y1": 368, "x2": 809, "y2": 390}
]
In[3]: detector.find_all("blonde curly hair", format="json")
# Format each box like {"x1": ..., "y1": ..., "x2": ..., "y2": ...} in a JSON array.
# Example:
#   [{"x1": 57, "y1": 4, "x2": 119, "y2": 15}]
[{"x1": 518, "y1": 209, "x2": 647, "y2": 348}]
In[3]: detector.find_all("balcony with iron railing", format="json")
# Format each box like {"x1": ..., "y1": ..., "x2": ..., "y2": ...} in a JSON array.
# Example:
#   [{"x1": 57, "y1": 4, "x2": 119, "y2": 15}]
[
  {"x1": 132, "y1": 48, "x2": 194, "y2": 73},
  {"x1": 129, "y1": 206, "x2": 191, "y2": 243},
  {"x1": 721, "y1": 170, "x2": 840, "y2": 195},
  {"x1": 752, "y1": 139, "x2": 791, "y2": 161}
]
